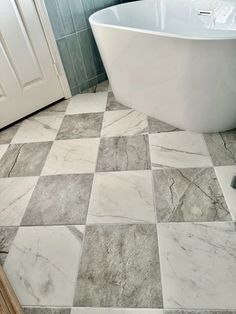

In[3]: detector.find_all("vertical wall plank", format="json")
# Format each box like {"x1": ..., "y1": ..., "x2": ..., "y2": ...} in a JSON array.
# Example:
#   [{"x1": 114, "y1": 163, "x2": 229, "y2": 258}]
[{"x1": 45, "y1": 0, "x2": 129, "y2": 95}]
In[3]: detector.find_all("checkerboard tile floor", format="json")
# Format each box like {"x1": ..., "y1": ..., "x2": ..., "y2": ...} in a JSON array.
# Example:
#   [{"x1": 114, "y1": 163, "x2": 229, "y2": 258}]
[{"x1": 0, "y1": 81, "x2": 236, "y2": 313}]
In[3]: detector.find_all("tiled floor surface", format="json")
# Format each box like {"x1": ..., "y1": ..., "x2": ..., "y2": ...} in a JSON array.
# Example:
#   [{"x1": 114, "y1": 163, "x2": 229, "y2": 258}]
[{"x1": 0, "y1": 81, "x2": 236, "y2": 313}]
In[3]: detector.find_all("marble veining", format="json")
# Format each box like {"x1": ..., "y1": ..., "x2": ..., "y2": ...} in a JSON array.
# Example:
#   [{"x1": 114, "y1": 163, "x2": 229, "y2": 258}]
[
  {"x1": 74, "y1": 224, "x2": 163, "y2": 308},
  {"x1": 0, "y1": 142, "x2": 52, "y2": 177},
  {"x1": 0, "y1": 81, "x2": 235, "y2": 311},
  {"x1": 204, "y1": 130, "x2": 236, "y2": 166},
  {"x1": 66, "y1": 92, "x2": 107, "y2": 114},
  {"x1": 22, "y1": 174, "x2": 93, "y2": 225},
  {"x1": 4, "y1": 226, "x2": 84, "y2": 306},
  {"x1": 42, "y1": 139, "x2": 99, "y2": 175},
  {"x1": 12, "y1": 114, "x2": 64, "y2": 143},
  {"x1": 96, "y1": 135, "x2": 151, "y2": 172},
  {"x1": 157, "y1": 222, "x2": 236, "y2": 309},
  {"x1": 0, "y1": 227, "x2": 17, "y2": 265},
  {"x1": 101, "y1": 110, "x2": 148, "y2": 137},
  {"x1": 148, "y1": 117, "x2": 179, "y2": 134},
  {"x1": 153, "y1": 168, "x2": 230, "y2": 222},
  {"x1": 56, "y1": 113, "x2": 103, "y2": 140},
  {"x1": 87, "y1": 171, "x2": 155, "y2": 224},
  {"x1": 0, "y1": 177, "x2": 38, "y2": 226},
  {"x1": 149, "y1": 131, "x2": 212, "y2": 169}
]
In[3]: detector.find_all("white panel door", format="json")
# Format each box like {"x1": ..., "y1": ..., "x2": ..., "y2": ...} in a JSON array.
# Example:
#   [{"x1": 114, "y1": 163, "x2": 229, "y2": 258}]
[{"x1": 0, "y1": 0, "x2": 65, "y2": 128}]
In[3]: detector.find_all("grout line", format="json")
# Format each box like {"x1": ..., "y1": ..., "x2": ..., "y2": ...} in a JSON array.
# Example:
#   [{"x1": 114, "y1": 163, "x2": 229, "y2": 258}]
[
  {"x1": 3, "y1": 220, "x2": 236, "y2": 229},
  {"x1": 70, "y1": 224, "x2": 87, "y2": 307},
  {"x1": 22, "y1": 306, "x2": 236, "y2": 310}
]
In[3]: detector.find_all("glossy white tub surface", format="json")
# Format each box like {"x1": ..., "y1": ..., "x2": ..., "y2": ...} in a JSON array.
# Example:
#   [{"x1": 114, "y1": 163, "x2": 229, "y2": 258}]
[{"x1": 89, "y1": 0, "x2": 236, "y2": 132}]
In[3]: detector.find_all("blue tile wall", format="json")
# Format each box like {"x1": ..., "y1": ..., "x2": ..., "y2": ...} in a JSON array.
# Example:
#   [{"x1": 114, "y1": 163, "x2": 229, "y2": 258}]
[{"x1": 45, "y1": 0, "x2": 129, "y2": 95}]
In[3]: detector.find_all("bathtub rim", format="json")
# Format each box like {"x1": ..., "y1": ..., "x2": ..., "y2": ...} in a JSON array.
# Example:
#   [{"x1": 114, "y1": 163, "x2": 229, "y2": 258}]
[{"x1": 89, "y1": 1, "x2": 236, "y2": 41}]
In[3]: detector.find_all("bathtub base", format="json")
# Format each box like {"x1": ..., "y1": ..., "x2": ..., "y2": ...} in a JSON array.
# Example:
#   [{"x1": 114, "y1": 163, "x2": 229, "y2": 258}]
[
  {"x1": 90, "y1": 4, "x2": 236, "y2": 133},
  {"x1": 113, "y1": 87, "x2": 236, "y2": 133},
  {"x1": 104, "y1": 30, "x2": 236, "y2": 133}
]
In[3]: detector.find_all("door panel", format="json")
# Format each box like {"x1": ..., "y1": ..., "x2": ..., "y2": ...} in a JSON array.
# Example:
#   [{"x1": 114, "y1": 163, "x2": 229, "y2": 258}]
[
  {"x1": 0, "y1": 0, "x2": 64, "y2": 128},
  {"x1": 1, "y1": 0, "x2": 42, "y2": 87}
]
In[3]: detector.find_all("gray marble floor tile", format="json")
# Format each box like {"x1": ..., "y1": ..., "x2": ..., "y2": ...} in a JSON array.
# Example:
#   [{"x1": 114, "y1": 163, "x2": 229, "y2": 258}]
[
  {"x1": 71, "y1": 309, "x2": 163, "y2": 313},
  {"x1": 106, "y1": 92, "x2": 129, "y2": 111},
  {"x1": 149, "y1": 131, "x2": 212, "y2": 169},
  {"x1": 43, "y1": 99, "x2": 69, "y2": 114},
  {"x1": 87, "y1": 171, "x2": 156, "y2": 224},
  {"x1": 23, "y1": 308, "x2": 70, "y2": 314},
  {"x1": 153, "y1": 167, "x2": 230, "y2": 222},
  {"x1": 74, "y1": 224, "x2": 163, "y2": 308},
  {"x1": 0, "y1": 177, "x2": 38, "y2": 226},
  {"x1": 157, "y1": 222, "x2": 236, "y2": 309},
  {"x1": 204, "y1": 130, "x2": 236, "y2": 166},
  {"x1": 12, "y1": 113, "x2": 64, "y2": 143},
  {"x1": 96, "y1": 135, "x2": 151, "y2": 172},
  {"x1": 56, "y1": 113, "x2": 103, "y2": 140},
  {"x1": 22, "y1": 174, "x2": 93, "y2": 225},
  {"x1": 101, "y1": 110, "x2": 148, "y2": 137},
  {"x1": 0, "y1": 227, "x2": 18, "y2": 265},
  {"x1": 0, "y1": 123, "x2": 21, "y2": 144},
  {"x1": 96, "y1": 80, "x2": 109, "y2": 92},
  {"x1": 0, "y1": 142, "x2": 52, "y2": 177},
  {"x1": 4, "y1": 225, "x2": 84, "y2": 306},
  {"x1": 148, "y1": 117, "x2": 179, "y2": 134},
  {"x1": 42, "y1": 139, "x2": 99, "y2": 175},
  {"x1": 215, "y1": 166, "x2": 236, "y2": 220},
  {"x1": 66, "y1": 92, "x2": 107, "y2": 114}
]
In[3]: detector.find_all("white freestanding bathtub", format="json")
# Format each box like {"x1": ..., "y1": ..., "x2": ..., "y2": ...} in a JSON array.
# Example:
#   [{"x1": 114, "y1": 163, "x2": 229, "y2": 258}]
[{"x1": 89, "y1": 0, "x2": 236, "y2": 132}]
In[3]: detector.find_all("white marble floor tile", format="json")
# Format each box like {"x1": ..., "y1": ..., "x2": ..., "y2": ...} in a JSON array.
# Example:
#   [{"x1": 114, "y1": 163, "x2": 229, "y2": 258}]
[
  {"x1": 87, "y1": 171, "x2": 156, "y2": 224},
  {"x1": 164, "y1": 312, "x2": 236, "y2": 314},
  {"x1": 215, "y1": 166, "x2": 236, "y2": 219},
  {"x1": 71, "y1": 309, "x2": 163, "y2": 313},
  {"x1": 0, "y1": 177, "x2": 38, "y2": 226},
  {"x1": 157, "y1": 222, "x2": 236, "y2": 309},
  {"x1": 66, "y1": 92, "x2": 107, "y2": 114},
  {"x1": 11, "y1": 114, "x2": 64, "y2": 143},
  {"x1": 42, "y1": 138, "x2": 99, "y2": 175},
  {"x1": 0, "y1": 144, "x2": 8, "y2": 160},
  {"x1": 4, "y1": 225, "x2": 84, "y2": 306},
  {"x1": 149, "y1": 131, "x2": 212, "y2": 169},
  {"x1": 101, "y1": 110, "x2": 148, "y2": 137}
]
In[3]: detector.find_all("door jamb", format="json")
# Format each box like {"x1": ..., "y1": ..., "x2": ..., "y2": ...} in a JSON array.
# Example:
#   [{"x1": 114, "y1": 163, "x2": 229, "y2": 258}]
[{"x1": 33, "y1": 0, "x2": 72, "y2": 99}]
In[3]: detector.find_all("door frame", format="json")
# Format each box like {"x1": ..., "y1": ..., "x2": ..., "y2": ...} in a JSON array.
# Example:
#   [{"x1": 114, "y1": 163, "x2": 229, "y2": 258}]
[
  {"x1": 0, "y1": 265, "x2": 24, "y2": 313},
  {"x1": 33, "y1": 0, "x2": 72, "y2": 99}
]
